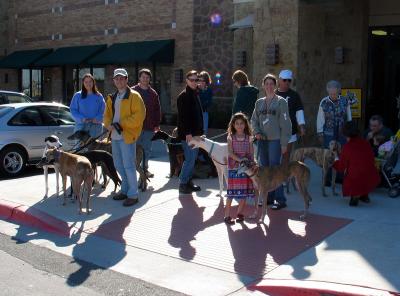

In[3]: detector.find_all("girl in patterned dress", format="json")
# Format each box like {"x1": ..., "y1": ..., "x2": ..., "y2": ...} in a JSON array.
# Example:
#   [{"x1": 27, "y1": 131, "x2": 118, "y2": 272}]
[{"x1": 225, "y1": 112, "x2": 255, "y2": 224}]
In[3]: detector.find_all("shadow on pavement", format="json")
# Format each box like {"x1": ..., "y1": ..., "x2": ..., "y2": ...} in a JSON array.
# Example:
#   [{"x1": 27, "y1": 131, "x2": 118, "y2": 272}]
[{"x1": 168, "y1": 196, "x2": 223, "y2": 260}]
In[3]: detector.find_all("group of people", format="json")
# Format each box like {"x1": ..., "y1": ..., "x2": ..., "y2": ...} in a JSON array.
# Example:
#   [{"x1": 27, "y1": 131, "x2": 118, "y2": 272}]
[
  {"x1": 70, "y1": 68, "x2": 160, "y2": 207},
  {"x1": 69, "y1": 66, "x2": 387, "y2": 215}
]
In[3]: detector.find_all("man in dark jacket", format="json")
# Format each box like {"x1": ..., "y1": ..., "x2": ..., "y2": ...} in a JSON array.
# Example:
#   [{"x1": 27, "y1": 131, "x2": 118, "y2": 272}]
[
  {"x1": 232, "y1": 70, "x2": 259, "y2": 119},
  {"x1": 177, "y1": 70, "x2": 204, "y2": 194}
]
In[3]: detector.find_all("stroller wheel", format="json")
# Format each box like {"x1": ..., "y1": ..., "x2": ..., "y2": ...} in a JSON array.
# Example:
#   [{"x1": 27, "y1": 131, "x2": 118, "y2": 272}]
[{"x1": 388, "y1": 188, "x2": 400, "y2": 198}]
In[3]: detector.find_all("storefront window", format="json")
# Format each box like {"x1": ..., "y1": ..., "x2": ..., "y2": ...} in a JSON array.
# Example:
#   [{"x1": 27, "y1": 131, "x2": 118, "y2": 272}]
[{"x1": 21, "y1": 69, "x2": 43, "y2": 101}]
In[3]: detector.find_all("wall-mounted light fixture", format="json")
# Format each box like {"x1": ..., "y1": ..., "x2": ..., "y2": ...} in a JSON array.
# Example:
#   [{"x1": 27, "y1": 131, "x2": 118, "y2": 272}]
[
  {"x1": 174, "y1": 69, "x2": 183, "y2": 83},
  {"x1": 266, "y1": 44, "x2": 279, "y2": 65},
  {"x1": 335, "y1": 46, "x2": 344, "y2": 64},
  {"x1": 236, "y1": 50, "x2": 247, "y2": 67}
]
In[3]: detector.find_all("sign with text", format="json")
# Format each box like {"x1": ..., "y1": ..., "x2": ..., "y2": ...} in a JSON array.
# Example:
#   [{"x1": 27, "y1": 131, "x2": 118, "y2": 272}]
[{"x1": 342, "y1": 88, "x2": 361, "y2": 118}]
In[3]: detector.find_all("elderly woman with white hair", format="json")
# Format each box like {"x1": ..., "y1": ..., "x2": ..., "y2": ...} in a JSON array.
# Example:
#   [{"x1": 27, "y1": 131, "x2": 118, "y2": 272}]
[
  {"x1": 317, "y1": 80, "x2": 352, "y2": 186},
  {"x1": 317, "y1": 80, "x2": 352, "y2": 148}
]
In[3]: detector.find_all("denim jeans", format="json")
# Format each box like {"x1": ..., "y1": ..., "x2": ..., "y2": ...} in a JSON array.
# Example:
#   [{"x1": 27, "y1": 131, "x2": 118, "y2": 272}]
[
  {"x1": 74, "y1": 122, "x2": 103, "y2": 138},
  {"x1": 136, "y1": 130, "x2": 154, "y2": 169},
  {"x1": 203, "y1": 112, "x2": 208, "y2": 135},
  {"x1": 179, "y1": 140, "x2": 199, "y2": 184},
  {"x1": 112, "y1": 139, "x2": 138, "y2": 198},
  {"x1": 257, "y1": 139, "x2": 286, "y2": 204}
]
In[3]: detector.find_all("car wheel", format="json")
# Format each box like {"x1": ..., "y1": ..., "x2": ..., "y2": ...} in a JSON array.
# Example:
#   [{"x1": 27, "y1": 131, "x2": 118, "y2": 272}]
[{"x1": 0, "y1": 146, "x2": 27, "y2": 178}]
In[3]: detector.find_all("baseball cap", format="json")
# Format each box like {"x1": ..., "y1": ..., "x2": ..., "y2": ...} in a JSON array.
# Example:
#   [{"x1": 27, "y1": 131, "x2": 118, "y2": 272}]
[
  {"x1": 279, "y1": 69, "x2": 293, "y2": 80},
  {"x1": 113, "y1": 68, "x2": 128, "y2": 78}
]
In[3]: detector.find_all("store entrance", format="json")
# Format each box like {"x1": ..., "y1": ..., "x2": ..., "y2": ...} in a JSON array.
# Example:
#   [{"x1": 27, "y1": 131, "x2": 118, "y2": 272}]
[{"x1": 368, "y1": 26, "x2": 400, "y2": 132}]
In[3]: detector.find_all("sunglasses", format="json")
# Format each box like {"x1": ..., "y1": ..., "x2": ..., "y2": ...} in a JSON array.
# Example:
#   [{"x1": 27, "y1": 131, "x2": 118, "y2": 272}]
[
  {"x1": 187, "y1": 78, "x2": 199, "y2": 82},
  {"x1": 282, "y1": 79, "x2": 292, "y2": 82}
]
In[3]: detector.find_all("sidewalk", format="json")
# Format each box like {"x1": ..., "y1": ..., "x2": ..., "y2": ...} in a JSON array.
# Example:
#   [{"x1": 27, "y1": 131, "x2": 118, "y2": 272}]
[{"x1": 0, "y1": 132, "x2": 399, "y2": 296}]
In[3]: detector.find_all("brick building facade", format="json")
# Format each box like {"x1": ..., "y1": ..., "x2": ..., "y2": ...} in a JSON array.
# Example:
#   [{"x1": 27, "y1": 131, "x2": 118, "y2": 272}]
[{"x1": 1, "y1": 0, "x2": 400, "y2": 135}]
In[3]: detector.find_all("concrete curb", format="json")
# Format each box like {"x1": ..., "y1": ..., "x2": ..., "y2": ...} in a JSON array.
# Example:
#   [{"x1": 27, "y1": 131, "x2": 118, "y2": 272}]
[
  {"x1": 249, "y1": 279, "x2": 400, "y2": 296},
  {"x1": 0, "y1": 199, "x2": 72, "y2": 237}
]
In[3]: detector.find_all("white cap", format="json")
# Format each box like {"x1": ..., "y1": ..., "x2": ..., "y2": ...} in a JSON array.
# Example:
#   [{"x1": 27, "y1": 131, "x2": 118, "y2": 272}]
[
  {"x1": 113, "y1": 68, "x2": 128, "y2": 78},
  {"x1": 279, "y1": 69, "x2": 293, "y2": 80}
]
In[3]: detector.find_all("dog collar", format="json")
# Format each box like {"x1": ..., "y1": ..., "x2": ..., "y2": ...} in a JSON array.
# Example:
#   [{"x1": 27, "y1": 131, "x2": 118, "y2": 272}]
[
  {"x1": 208, "y1": 142, "x2": 215, "y2": 156},
  {"x1": 54, "y1": 149, "x2": 62, "y2": 162}
]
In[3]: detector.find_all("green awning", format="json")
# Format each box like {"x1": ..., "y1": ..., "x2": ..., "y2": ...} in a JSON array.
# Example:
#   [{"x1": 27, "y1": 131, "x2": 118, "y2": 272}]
[
  {"x1": 87, "y1": 39, "x2": 175, "y2": 65},
  {"x1": 0, "y1": 48, "x2": 52, "y2": 68},
  {"x1": 34, "y1": 44, "x2": 107, "y2": 67}
]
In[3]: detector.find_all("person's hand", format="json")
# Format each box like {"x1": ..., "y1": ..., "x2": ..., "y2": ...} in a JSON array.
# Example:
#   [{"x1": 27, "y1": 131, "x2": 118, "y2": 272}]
[
  {"x1": 106, "y1": 125, "x2": 114, "y2": 132},
  {"x1": 255, "y1": 134, "x2": 262, "y2": 140},
  {"x1": 367, "y1": 131, "x2": 374, "y2": 140},
  {"x1": 154, "y1": 126, "x2": 160, "y2": 132},
  {"x1": 299, "y1": 125, "x2": 306, "y2": 137},
  {"x1": 281, "y1": 146, "x2": 287, "y2": 155},
  {"x1": 186, "y1": 134, "x2": 193, "y2": 143}
]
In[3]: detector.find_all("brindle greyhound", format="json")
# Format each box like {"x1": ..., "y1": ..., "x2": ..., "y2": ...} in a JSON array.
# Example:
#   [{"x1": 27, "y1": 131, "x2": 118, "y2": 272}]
[
  {"x1": 45, "y1": 148, "x2": 94, "y2": 214},
  {"x1": 291, "y1": 140, "x2": 341, "y2": 197},
  {"x1": 237, "y1": 159, "x2": 312, "y2": 222}
]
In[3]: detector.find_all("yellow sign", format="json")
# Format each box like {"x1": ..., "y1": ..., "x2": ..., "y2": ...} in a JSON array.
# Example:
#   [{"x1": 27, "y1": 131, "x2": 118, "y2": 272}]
[{"x1": 341, "y1": 88, "x2": 361, "y2": 118}]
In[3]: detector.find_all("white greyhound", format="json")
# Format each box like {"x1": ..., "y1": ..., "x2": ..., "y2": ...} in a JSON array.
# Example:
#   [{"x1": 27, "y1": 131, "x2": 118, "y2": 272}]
[
  {"x1": 36, "y1": 135, "x2": 62, "y2": 198},
  {"x1": 189, "y1": 136, "x2": 228, "y2": 196}
]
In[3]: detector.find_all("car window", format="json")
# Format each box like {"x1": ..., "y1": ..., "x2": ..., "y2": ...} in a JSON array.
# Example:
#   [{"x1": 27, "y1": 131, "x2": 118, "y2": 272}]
[
  {"x1": 9, "y1": 107, "x2": 44, "y2": 126},
  {"x1": 41, "y1": 105, "x2": 75, "y2": 126},
  {"x1": 7, "y1": 94, "x2": 31, "y2": 103},
  {"x1": 0, "y1": 94, "x2": 7, "y2": 104},
  {"x1": 0, "y1": 106, "x2": 14, "y2": 118}
]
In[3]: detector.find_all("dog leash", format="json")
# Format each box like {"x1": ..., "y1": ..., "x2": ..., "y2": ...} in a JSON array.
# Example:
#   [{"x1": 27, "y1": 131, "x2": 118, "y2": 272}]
[
  {"x1": 208, "y1": 131, "x2": 228, "y2": 140},
  {"x1": 68, "y1": 130, "x2": 109, "y2": 154}
]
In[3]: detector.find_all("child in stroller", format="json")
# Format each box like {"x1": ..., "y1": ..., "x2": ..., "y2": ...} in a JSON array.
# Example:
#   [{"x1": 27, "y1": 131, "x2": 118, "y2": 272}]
[{"x1": 379, "y1": 135, "x2": 400, "y2": 198}]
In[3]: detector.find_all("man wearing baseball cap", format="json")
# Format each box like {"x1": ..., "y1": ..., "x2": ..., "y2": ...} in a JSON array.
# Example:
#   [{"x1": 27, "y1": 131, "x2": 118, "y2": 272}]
[
  {"x1": 276, "y1": 69, "x2": 306, "y2": 167},
  {"x1": 104, "y1": 68, "x2": 146, "y2": 207}
]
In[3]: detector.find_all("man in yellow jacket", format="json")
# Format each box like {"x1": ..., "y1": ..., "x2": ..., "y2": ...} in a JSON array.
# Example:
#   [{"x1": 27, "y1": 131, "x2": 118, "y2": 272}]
[{"x1": 104, "y1": 68, "x2": 146, "y2": 207}]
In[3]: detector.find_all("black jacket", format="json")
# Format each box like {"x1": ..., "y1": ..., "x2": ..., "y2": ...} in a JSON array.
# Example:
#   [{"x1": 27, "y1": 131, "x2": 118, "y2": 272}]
[{"x1": 177, "y1": 86, "x2": 204, "y2": 140}]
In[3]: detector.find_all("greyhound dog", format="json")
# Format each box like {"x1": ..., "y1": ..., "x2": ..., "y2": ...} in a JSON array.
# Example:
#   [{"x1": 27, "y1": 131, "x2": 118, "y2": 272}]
[
  {"x1": 36, "y1": 135, "x2": 63, "y2": 199},
  {"x1": 45, "y1": 148, "x2": 94, "y2": 214},
  {"x1": 291, "y1": 140, "x2": 341, "y2": 196},
  {"x1": 238, "y1": 160, "x2": 312, "y2": 222},
  {"x1": 78, "y1": 150, "x2": 121, "y2": 192},
  {"x1": 189, "y1": 136, "x2": 228, "y2": 196},
  {"x1": 151, "y1": 129, "x2": 184, "y2": 177},
  {"x1": 67, "y1": 130, "x2": 148, "y2": 191}
]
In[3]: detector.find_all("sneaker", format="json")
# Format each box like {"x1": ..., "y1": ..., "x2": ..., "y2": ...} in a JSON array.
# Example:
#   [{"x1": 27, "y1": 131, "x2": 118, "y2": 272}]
[
  {"x1": 123, "y1": 197, "x2": 139, "y2": 207},
  {"x1": 236, "y1": 214, "x2": 245, "y2": 223},
  {"x1": 113, "y1": 192, "x2": 128, "y2": 200},
  {"x1": 179, "y1": 183, "x2": 193, "y2": 194},
  {"x1": 224, "y1": 216, "x2": 235, "y2": 225},
  {"x1": 359, "y1": 195, "x2": 370, "y2": 203},
  {"x1": 188, "y1": 180, "x2": 201, "y2": 192},
  {"x1": 271, "y1": 202, "x2": 287, "y2": 210},
  {"x1": 349, "y1": 197, "x2": 359, "y2": 206}
]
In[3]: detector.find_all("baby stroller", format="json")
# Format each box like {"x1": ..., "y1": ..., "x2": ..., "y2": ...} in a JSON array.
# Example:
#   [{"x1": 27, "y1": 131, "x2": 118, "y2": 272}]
[{"x1": 381, "y1": 140, "x2": 400, "y2": 198}]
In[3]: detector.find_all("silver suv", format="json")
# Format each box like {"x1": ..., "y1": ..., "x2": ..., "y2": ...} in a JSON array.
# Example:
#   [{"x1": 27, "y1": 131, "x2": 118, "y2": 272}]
[{"x1": 0, "y1": 90, "x2": 33, "y2": 104}]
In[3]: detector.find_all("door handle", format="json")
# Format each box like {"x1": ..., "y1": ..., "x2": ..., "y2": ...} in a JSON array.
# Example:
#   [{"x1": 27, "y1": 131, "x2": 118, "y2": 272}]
[{"x1": 55, "y1": 131, "x2": 63, "y2": 134}]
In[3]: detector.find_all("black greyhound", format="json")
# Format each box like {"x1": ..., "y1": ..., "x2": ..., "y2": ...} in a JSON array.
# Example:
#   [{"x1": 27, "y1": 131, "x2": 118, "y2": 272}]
[{"x1": 151, "y1": 130, "x2": 184, "y2": 177}]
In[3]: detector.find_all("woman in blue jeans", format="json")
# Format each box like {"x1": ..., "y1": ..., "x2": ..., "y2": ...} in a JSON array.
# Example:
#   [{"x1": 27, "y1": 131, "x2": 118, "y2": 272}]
[{"x1": 251, "y1": 73, "x2": 292, "y2": 210}]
